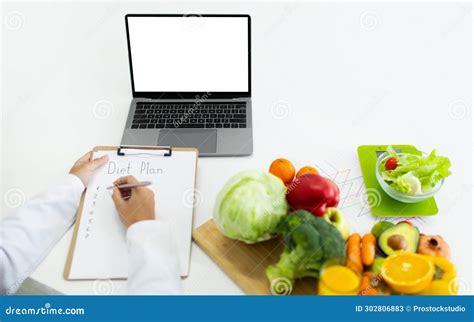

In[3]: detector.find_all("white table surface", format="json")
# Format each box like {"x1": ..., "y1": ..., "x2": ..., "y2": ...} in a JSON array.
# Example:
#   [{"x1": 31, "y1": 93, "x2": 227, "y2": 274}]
[{"x1": 2, "y1": 1, "x2": 473, "y2": 295}]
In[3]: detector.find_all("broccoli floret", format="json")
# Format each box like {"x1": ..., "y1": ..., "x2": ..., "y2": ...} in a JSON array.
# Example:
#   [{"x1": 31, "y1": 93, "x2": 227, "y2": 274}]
[{"x1": 266, "y1": 210, "x2": 345, "y2": 288}]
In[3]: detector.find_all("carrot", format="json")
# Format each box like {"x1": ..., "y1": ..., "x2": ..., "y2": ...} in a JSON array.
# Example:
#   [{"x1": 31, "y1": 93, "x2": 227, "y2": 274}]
[
  {"x1": 359, "y1": 272, "x2": 377, "y2": 295},
  {"x1": 361, "y1": 234, "x2": 376, "y2": 266},
  {"x1": 346, "y1": 233, "x2": 363, "y2": 275}
]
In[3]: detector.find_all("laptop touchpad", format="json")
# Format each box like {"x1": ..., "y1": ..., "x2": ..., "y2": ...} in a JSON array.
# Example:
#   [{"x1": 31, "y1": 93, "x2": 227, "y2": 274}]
[{"x1": 157, "y1": 129, "x2": 217, "y2": 154}]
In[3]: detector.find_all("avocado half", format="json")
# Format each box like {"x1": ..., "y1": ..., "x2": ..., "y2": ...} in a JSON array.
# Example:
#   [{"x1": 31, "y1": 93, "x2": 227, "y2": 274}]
[{"x1": 378, "y1": 223, "x2": 420, "y2": 256}]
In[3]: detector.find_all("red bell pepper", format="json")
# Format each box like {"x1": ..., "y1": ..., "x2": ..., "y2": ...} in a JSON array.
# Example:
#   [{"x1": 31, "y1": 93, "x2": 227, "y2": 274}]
[{"x1": 286, "y1": 174, "x2": 340, "y2": 217}]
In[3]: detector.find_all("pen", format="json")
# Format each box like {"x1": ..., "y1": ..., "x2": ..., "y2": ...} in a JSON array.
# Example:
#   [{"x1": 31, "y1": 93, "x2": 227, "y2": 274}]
[{"x1": 106, "y1": 181, "x2": 152, "y2": 190}]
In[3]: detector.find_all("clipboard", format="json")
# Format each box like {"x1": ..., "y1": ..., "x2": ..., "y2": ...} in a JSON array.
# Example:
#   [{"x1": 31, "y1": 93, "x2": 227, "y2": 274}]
[{"x1": 64, "y1": 145, "x2": 198, "y2": 280}]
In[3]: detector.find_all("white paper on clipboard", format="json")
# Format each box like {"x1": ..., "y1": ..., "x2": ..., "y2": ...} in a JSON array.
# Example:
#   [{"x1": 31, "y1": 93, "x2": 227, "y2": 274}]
[{"x1": 66, "y1": 146, "x2": 198, "y2": 279}]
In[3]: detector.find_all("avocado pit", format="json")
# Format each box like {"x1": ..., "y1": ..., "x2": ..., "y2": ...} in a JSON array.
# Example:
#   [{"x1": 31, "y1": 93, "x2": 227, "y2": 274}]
[{"x1": 387, "y1": 234, "x2": 407, "y2": 251}]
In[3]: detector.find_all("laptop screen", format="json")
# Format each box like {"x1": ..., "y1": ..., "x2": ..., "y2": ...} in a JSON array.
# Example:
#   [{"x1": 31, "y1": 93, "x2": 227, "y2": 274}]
[{"x1": 126, "y1": 15, "x2": 250, "y2": 96}]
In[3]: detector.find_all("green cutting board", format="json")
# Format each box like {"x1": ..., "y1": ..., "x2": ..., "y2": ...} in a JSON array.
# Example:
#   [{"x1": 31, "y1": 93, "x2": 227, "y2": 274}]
[{"x1": 357, "y1": 145, "x2": 438, "y2": 217}]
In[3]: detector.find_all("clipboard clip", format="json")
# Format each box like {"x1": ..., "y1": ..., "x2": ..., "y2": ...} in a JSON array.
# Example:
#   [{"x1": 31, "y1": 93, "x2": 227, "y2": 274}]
[{"x1": 117, "y1": 145, "x2": 172, "y2": 157}]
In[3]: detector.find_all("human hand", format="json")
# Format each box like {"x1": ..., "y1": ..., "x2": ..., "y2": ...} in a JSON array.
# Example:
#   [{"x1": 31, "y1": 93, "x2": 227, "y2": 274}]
[
  {"x1": 111, "y1": 175, "x2": 156, "y2": 228},
  {"x1": 69, "y1": 152, "x2": 109, "y2": 186}
]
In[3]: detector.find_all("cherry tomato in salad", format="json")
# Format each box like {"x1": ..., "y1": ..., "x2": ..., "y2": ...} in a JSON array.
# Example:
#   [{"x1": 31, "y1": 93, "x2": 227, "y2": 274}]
[{"x1": 385, "y1": 157, "x2": 398, "y2": 170}]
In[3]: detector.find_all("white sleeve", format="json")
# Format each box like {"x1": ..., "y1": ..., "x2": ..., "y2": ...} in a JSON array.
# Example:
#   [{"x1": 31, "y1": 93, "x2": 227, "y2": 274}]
[
  {"x1": 126, "y1": 219, "x2": 182, "y2": 295},
  {"x1": 0, "y1": 174, "x2": 85, "y2": 295}
]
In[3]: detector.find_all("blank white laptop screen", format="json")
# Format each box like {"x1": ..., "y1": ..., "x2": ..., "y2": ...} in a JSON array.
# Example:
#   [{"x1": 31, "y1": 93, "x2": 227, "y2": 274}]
[{"x1": 127, "y1": 16, "x2": 249, "y2": 93}]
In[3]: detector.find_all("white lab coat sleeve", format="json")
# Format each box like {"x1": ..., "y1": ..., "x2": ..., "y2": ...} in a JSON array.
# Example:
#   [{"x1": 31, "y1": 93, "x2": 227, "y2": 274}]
[
  {"x1": 0, "y1": 174, "x2": 85, "y2": 295},
  {"x1": 126, "y1": 219, "x2": 182, "y2": 295}
]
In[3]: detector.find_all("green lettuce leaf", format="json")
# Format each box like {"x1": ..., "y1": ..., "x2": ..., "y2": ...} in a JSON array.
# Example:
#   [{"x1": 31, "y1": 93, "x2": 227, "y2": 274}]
[{"x1": 380, "y1": 146, "x2": 451, "y2": 194}]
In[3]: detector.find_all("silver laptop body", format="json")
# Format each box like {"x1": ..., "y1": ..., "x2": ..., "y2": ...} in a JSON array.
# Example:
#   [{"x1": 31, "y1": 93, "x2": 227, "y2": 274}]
[{"x1": 121, "y1": 14, "x2": 252, "y2": 156}]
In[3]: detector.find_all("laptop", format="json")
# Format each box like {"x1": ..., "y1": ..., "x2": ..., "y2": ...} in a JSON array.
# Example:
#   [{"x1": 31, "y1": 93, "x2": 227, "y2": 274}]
[{"x1": 121, "y1": 14, "x2": 252, "y2": 156}]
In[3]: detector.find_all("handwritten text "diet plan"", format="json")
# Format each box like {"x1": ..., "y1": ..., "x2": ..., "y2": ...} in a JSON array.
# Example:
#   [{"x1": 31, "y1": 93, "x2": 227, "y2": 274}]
[{"x1": 106, "y1": 161, "x2": 164, "y2": 175}]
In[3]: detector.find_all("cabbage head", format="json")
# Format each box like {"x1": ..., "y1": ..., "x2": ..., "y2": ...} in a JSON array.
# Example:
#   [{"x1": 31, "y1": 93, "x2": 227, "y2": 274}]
[{"x1": 213, "y1": 170, "x2": 289, "y2": 243}]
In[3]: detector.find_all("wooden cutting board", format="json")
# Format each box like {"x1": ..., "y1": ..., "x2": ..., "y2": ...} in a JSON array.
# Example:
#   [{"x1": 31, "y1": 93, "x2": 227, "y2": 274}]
[{"x1": 192, "y1": 219, "x2": 317, "y2": 295}]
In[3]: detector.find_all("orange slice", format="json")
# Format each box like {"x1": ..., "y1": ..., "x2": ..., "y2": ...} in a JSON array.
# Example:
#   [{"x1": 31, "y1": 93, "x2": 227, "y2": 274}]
[{"x1": 381, "y1": 252, "x2": 434, "y2": 294}]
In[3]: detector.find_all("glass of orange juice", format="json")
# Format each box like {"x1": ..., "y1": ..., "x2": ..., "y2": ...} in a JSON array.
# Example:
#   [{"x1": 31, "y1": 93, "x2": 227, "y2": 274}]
[{"x1": 318, "y1": 261, "x2": 361, "y2": 295}]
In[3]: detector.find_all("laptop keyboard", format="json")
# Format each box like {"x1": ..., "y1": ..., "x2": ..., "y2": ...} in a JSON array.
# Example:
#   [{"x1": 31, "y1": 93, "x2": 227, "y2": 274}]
[{"x1": 131, "y1": 102, "x2": 247, "y2": 129}]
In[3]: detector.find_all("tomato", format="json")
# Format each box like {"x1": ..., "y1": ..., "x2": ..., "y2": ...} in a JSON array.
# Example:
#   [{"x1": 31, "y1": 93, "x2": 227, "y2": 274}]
[{"x1": 385, "y1": 157, "x2": 398, "y2": 170}]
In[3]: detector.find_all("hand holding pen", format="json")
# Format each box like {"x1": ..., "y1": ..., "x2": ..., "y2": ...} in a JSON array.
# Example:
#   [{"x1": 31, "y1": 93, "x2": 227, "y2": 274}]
[{"x1": 110, "y1": 176, "x2": 156, "y2": 227}]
